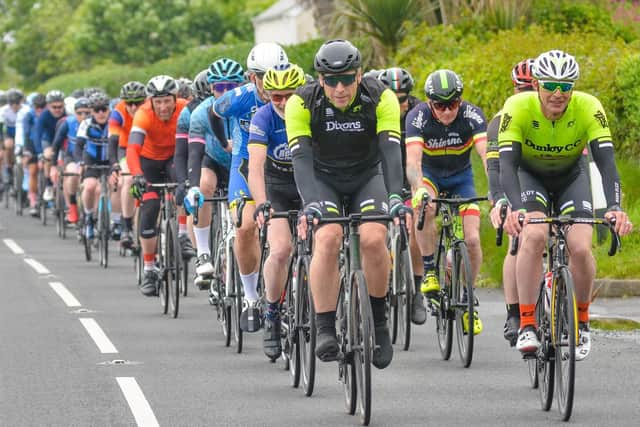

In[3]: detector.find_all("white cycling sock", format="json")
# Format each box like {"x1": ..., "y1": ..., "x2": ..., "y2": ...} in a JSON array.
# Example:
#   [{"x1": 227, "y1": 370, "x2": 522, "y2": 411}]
[
  {"x1": 111, "y1": 213, "x2": 121, "y2": 223},
  {"x1": 193, "y1": 226, "x2": 211, "y2": 256},
  {"x1": 240, "y1": 272, "x2": 259, "y2": 302}
]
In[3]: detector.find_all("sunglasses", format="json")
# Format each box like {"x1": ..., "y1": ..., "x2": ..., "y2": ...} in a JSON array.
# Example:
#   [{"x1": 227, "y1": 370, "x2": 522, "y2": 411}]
[
  {"x1": 49, "y1": 104, "x2": 64, "y2": 110},
  {"x1": 397, "y1": 95, "x2": 409, "y2": 103},
  {"x1": 76, "y1": 110, "x2": 90, "y2": 116},
  {"x1": 213, "y1": 82, "x2": 239, "y2": 93},
  {"x1": 270, "y1": 92, "x2": 294, "y2": 103},
  {"x1": 93, "y1": 106, "x2": 109, "y2": 113},
  {"x1": 431, "y1": 99, "x2": 461, "y2": 112},
  {"x1": 539, "y1": 80, "x2": 574, "y2": 93},
  {"x1": 323, "y1": 73, "x2": 357, "y2": 88},
  {"x1": 125, "y1": 99, "x2": 145, "y2": 106}
]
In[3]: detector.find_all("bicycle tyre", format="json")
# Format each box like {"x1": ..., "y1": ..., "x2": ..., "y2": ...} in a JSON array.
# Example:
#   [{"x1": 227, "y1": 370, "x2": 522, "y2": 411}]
[
  {"x1": 528, "y1": 282, "x2": 545, "y2": 390},
  {"x1": 167, "y1": 219, "x2": 181, "y2": 318},
  {"x1": 538, "y1": 317, "x2": 555, "y2": 411},
  {"x1": 436, "y1": 243, "x2": 453, "y2": 360},
  {"x1": 337, "y1": 271, "x2": 356, "y2": 416},
  {"x1": 395, "y1": 236, "x2": 412, "y2": 351},
  {"x1": 181, "y1": 258, "x2": 188, "y2": 297},
  {"x1": 56, "y1": 187, "x2": 64, "y2": 238},
  {"x1": 83, "y1": 219, "x2": 92, "y2": 262},
  {"x1": 229, "y1": 243, "x2": 243, "y2": 353},
  {"x1": 99, "y1": 196, "x2": 109, "y2": 269},
  {"x1": 454, "y1": 241, "x2": 474, "y2": 368},
  {"x1": 554, "y1": 266, "x2": 576, "y2": 421},
  {"x1": 284, "y1": 259, "x2": 300, "y2": 386},
  {"x1": 351, "y1": 270, "x2": 372, "y2": 426},
  {"x1": 297, "y1": 256, "x2": 316, "y2": 397},
  {"x1": 158, "y1": 225, "x2": 169, "y2": 315}
]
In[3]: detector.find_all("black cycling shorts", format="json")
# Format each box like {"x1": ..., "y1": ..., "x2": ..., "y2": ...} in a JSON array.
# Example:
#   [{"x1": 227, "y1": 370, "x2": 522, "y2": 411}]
[
  {"x1": 82, "y1": 153, "x2": 110, "y2": 180},
  {"x1": 202, "y1": 154, "x2": 229, "y2": 189},
  {"x1": 266, "y1": 172, "x2": 301, "y2": 212},
  {"x1": 519, "y1": 158, "x2": 593, "y2": 218}
]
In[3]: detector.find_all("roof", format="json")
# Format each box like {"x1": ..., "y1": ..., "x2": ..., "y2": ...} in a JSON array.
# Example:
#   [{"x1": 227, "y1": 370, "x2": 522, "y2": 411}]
[{"x1": 253, "y1": 0, "x2": 304, "y2": 23}]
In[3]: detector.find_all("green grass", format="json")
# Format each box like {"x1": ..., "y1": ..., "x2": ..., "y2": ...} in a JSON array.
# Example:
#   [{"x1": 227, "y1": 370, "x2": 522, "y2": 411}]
[
  {"x1": 590, "y1": 318, "x2": 640, "y2": 331},
  {"x1": 471, "y1": 154, "x2": 640, "y2": 288}
]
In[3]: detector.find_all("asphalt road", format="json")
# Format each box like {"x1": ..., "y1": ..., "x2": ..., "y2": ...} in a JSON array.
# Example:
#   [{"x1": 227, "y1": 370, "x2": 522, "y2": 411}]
[{"x1": 1, "y1": 206, "x2": 639, "y2": 427}]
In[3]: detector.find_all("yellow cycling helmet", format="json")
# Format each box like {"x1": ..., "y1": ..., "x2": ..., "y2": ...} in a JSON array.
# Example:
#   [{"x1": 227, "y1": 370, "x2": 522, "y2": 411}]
[{"x1": 263, "y1": 64, "x2": 306, "y2": 91}]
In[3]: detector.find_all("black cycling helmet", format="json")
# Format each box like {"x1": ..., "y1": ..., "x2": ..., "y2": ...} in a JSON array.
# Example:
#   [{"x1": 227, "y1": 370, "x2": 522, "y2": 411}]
[
  {"x1": 378, "y1": 67, "x2": 414, "y2": 93},
  {"x1": 424, "y1": 69, "x2": 463, "y2": 102},
  {"x1": 176, "y1": 77, "x2": 193, "y2": 99},
  {"x1": 192, "y1": 69, "x2": 212, "y2": 100},
  {"x1": 45, "y1": 90, "x2": 65, "y2": 103},
  {"x1": 314, "y1": 39, "x2": 361, "y2": 74},
  {"x1": 74, "y1": 97, "x2": 90, "y2": 111},
  {"x1": 32, "y1": 93, "x2": 46, "y2": 109},
  {"x1": 119, "y1": 81, "x2": 146, "y2": 100},
  {"x1": 70, "y1": 88, "x2": 86, "y2": 98},
  {"x1": 0, "y1": 90, "x2": 7, "y2": 106},
  {"x1": 88, "y1": 92, "x2": 110, "y2": 109},
  {"x1": 7, "y1": 88, "x2": 24, "y2": 105}
]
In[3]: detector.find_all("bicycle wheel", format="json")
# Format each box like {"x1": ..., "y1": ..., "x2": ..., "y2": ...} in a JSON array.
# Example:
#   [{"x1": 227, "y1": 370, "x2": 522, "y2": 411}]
[
  {"x1": 554, "y1": 266, "x2": 576, "y2": 421},
  {"x1": 99, "y1": 196, "x2": 109, "y2": 269},
  {"x1": 55, "y1": 186, "x2": 65, "y2": 238},
  {"x1": 435, "y1": 243, "x2": 453, "y2": 360},
  {"x1": 528, "y1": 283, "x2": 545, "y2": 390},
  {"x1": 83, "y1": 218, "x2": 92, "y2": 262},
  {"x1": 181, "y1": 258, "x2": 189, "y2": 297},
  {"x1": 453, "y1": 242, "x2": 474, "y2": 368},
  {"x1": 297, "y1": 256, "x2": 316, "y2": 397},
  {"x1": 214, "y1": 238, "x2": 232, "y2": 347},
  {"x1": 158, "y1": 225, "x2": 169, "y2": 315},
  {"x1": 14, "y1": 163, "x2": 23, "y2": 216},
  {"x1": 283, "y1": 259, "x2": 300, "y2": 386},
  {"x1": 350, "y1": 270, "x2": 373, "y2": 426},
  {"x1": 392, "y1": 235, "x2": 412, "y2": 351},
  {"x1": 537, "y1": 315, "x2": 555, "y2": 411},
  {"x1": 337, "y1": 271, "x2": 357, "y2": 416},
  {"x1": 166, "y1": 219, "x2": 180, "y2": 318},
  {"x1": 229, "y1": 242, "x2": 243, "y2": 353}
]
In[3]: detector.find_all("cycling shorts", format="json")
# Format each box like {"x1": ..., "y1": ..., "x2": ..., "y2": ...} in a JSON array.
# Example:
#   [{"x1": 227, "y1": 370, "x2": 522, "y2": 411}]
[
  {"x1": 141, "y1": 156, "x2": 176, "y2": 185},
  {"x1": 83, "y1": 153, "x2": 110, "y2": 180},
  {"x1": 5, "y1": 126, "x2": 15, "y2": 139},
  {"x1": 202, "y1": 154, "x2": 229, "y2": 189},
  {"x1": 422, "y1": 166, "x2": 479, "y2": 216},
  {"x1": 266, "y1": 173, "x2": 300, "y2": 212}
]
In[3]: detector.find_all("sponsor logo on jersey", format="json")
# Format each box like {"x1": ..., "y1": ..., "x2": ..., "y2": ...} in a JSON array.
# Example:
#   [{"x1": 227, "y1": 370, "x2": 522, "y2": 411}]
[
  {"x1": 567, "y1": 119, "x2": 575, "y2": 128},
  {"x1": 325, "y1": 108, "x2": 334, "y2": 117},
  {"x1": 582, "y1": 200, "x2": 592, "y2": 212},
  {"x1": 524, "y1": 139, "x2": 580, "y2": 153},
  {"x1": 425, "y1": 136, "x2": 463, "y2": 149},
  {"x1": 239, "y1": 118, "x2": 251, "y2": 132},
  {"x1": 249, "y1": 123, "x2": 265, "y2": 137},
  {"x1": 532, "y1": 120, "x2": 539, "y2": 129},
  {"x1": 325, "y1": 120, "x2": 364, "y2": 132},
  {"x1": 593, "y1": 110, "x2": 608, "y2": 128},
  {"x1": 499, "y1": 113, "x2": 512, "y2": 133},
  {"x1": 273, "y1": 143, "x2": 292, "y2": 161},
  {"x1": 463, "y1": 105, "x2": 484, "y2": 124},
  {"x1": 411, "y1": 110, "x2": 424, "y2": 129}
]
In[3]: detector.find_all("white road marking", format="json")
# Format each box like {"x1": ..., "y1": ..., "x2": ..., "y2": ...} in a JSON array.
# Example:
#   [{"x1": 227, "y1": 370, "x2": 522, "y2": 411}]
[
  {"x1": 79, "y1": 318, "x2": 118, "y2": 353},
  {"x1": 3, "y1": 238, "x2": 25, "y2": 255},
  {"x1": 116, "y1": 377, "x2": 159, "y2": 427},
  {"x1": 49, "y1": 282, "x2": 81, "y2": 307},
  {"x1": 24, "y1": 258, "x2": 51, "y2": 274}
]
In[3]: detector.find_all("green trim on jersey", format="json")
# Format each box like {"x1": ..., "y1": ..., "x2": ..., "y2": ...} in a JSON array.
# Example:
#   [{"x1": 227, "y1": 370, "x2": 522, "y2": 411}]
[
  {"x1": 284, "y1": 93, "x2": 311, "y2": 143},
  {"x1": 498, "y1": 91, "x2": 611, "y2": 176},
  {"x1": 376, "y1": 88, "x2": 401, "y2": 135}
]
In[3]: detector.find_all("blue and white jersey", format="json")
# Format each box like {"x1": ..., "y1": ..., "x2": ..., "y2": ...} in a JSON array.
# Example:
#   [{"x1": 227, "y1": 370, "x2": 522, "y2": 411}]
[
  {"x1": 188, "y1": 96, "x2": 233, "y2": 170},
  {"x1": 248, "y1": 102, "x2": 292, "y2": 178},
  {"x1": 76, "y1": 117, "x2": 109, "y2": 161},
  {"x1": 212, "y1": 83, "x2": 266, "y2": 159},
  {"x1": 64, "y1": 115, "x2": 81, "y2": 154}
]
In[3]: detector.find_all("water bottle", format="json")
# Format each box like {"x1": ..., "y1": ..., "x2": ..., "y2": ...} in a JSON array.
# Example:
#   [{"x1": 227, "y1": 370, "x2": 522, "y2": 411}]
[{"x1": 543, "y1": 272, "x2": 553, "y2": 315}]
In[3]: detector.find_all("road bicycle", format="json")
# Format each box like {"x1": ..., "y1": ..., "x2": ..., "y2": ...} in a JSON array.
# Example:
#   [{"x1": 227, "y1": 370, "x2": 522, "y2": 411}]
[
  {"x1": 54, "y1": 167, "x2": 80, "y2": 240},
  {"x1": 387, "y1": 216, "x2": 413, "y2": 350},
  {"x1": 81, "y1": 164, "x2": 112, "y2": 266}
]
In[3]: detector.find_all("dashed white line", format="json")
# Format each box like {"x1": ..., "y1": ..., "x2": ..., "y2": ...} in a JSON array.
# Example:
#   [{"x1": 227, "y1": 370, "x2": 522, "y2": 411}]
[
  {"x1": 49, "y1": 282, "x2": 82, "y2": 307},
  {"x1": 79, "y1": 318, "x2": 118, "y2": 354},
  {"x1": 116, "y1": 377, "x2": 159, "y2": 427},
  {"x1": 24, "y1": 258, "x2": 51, "y2": 275},
  {"x1": 3, "y1": 238, "x2": 25, "y2": 255}
]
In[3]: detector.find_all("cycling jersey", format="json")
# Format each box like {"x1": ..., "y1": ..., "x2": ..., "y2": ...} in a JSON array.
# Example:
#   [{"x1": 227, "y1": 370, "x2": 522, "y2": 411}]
[
  {"x1": 35, "y1": 107, "x2": 66, "y2": 152},
  {"x1": 405, "y1": 101, "x2": 487, "y2": 178},
  {"x1": 486, "y1": 110, "x2": 502, "y2": 203},
  {"x1": 20, "y1": 107, "x2": 42, "y2": 158},
  {"x1": 249, "y1": 102, "x2": 292, "y2": 178},
  {"x1": 127, "y1": 98, "x2": 188, "y2": 176},
  {"x1": 498, "y1": 90, "x2": 620, "y2": 211},
  {"x1": 74, "y1": 117, "x2": 109, "y2": 162},
  {"x1": 400, "y1": 95, "x2": 421, "y2": 190},
  {"x1": 108, "y1": 101, "x2": 136, "y2": 149},
  {"x1": 51, "y1": 115, "x2": 80, "y2": 162},
  {"x1": 212, "y1": 83, "x2": 265, "y2": 159},
  {"x1": 14, "y1": 104, "x2": 31, "y2": 151},
  {"x1": 0, "y1": 104, "x2": 20, "y2": 138},
  {"x1": 285, "y1": 76, "x2": 403, "y2": 208}
]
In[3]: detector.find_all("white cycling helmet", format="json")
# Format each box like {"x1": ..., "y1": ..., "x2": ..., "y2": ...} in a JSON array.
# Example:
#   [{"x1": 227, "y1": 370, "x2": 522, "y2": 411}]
[
  {"x1": 64, "y1": 96, "x2": 77, "y2": 116},
  {"x1": 146, "y1": 75, "x2": 179, "y2": 97},
  {"x1": 532, "y1": 50, "x2": 579, "y2": 81},
  {"x1": 246, "y1": 42, "x2": 288, "y2": 74}
]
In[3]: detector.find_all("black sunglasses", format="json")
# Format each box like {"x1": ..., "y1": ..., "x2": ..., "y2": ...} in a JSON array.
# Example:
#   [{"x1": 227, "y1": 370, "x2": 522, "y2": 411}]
[
  {"x1": 323, "y1": 73, "x2": 357, "y2": 88},
  {"x1": 125, "y1": 100, "x2": 145, "y2": 107},
  {"x1": 93, "y1": 106, "x2": 109, "y2": 113}
]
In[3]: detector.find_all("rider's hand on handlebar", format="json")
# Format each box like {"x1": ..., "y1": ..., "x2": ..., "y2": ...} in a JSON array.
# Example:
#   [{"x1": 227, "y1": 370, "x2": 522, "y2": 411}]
[{"x1": 604, "y1": 207, "x2": 633, "y2": 236}]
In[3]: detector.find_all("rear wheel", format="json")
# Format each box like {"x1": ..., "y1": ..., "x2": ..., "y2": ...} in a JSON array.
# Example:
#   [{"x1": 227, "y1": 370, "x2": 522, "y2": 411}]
[
  {"x1": 98, "y1": 196, "x2": 109, "y2": 269},
  {"x1": 83, "y1": 217, "x2": 92, "y2": 262},
  {"x1": 56, "y1": 186, "x2": 65, "y2": 238},
  {"x1": 284, "y1": 257, "x2": 300, "y2": 386},
  {"x1": 555, "y1": 267, "x2": 576, "y2": 421},
  {"x1": 454, "y1": 242, "x2": 474, "y2": 368},
  {"x1": 392, "y1": 234, "x2": 412, "y2": 351},
  {"x1": 337, "y1": 272, "x2": 356, "y2": 416}
]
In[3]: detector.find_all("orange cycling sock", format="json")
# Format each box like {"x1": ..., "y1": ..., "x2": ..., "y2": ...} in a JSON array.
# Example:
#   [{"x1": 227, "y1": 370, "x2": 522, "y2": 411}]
[
  {"x1": 519, "y1": 304, "x2": 537, "y2": 329},
  {"x1": 577, "y1": 302, "x2": 590, "y2": 324}
]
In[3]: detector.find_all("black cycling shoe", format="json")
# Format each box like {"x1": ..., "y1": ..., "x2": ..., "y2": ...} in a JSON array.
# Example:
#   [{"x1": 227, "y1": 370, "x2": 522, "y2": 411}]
[
  {"x1": 140, "y1": 270, "x2": 159, "y2": 296},
  {"x1": 240, "y1": 301, "x2": 262, "y2": 333},
  {"x1": 503, "y1": 315, "x2": 520, "y2": 347},
  {"x1": 263, "y1": 315, "x2": 282, "y2": 361},
  {"x1": 315, "y1": 328, "x2": 340, "y2": 362},
  {"x1": 411, "y1": 293, "x2": 427, "y2": 325},
  {"x1": 110, "y1": 223, "x2": 122, "y2": 241},
  {"x1": 179, "y1": 234, "x2": 196, "y2": 260},
  {"x1": 372, "y1": 323, "x2": 393, "y2": 369}
]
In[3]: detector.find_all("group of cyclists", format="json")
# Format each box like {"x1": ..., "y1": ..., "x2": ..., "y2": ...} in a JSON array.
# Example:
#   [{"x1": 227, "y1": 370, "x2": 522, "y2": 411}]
[{"x1": 0, "y1": 37, "x2": 633, "y2": 421}]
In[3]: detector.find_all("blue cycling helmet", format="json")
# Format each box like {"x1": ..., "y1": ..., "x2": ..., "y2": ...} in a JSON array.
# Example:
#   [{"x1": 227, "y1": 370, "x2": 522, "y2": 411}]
[{"x1": 207, "y1": 58, "x2": 245, "y2": 84}]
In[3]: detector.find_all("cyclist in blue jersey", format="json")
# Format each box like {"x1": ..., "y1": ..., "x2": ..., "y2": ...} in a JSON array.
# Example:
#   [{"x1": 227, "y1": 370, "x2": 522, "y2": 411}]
[
  {"x1": 208, "y1": 43, "x2": 288, "y2": 331},
  {"x1": 248, "y1": 63, "x2": 306, "y2": 360},
  {"x1": 20, "y1": 93, "x2": 47, "y2": 216},
  {"x1": 51, "y1": 97, "x2": 91, "y2": 224},
  {"x1": 0, "y1": 89, "x2": 24, "y2": 196},
  {"x1": 74, "y1": 93, "x2": 111, "y2": 240},
  {"x1": 184, "y1": 58, "x2": 244, "y2": 289},
  {"x1": 36, "y1": 90, "x2": 67, "y2": 202}
]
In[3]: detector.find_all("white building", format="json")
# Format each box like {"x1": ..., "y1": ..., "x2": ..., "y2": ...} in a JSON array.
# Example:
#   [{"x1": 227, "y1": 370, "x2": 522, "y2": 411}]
[{"x1": 253, "y1": 0, "x2": 318, "y2": 45}]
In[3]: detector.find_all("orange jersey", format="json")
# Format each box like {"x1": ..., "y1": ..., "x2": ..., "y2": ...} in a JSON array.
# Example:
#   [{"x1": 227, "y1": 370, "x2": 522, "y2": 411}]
[
  {"x1": 108, "y1": 101, "x2": 135, "y2": 148},
  {"x1": 130, "y1": 98, "x2": 187, "y2": 160}
]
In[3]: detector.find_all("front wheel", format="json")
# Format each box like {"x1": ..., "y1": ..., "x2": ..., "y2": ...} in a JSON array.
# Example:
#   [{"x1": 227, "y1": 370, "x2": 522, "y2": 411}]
[
  {"x1": 351, "y1": 270, "x2": 372, "y2": 426},
  {"x1": 435, "y1": 243, "x2": 453, "y2": 360},
  {"x1": 453, "y1": 242, "x2": 474, "y2": 368},
  {"x1": 337, "y1": 271, "x2": 356, "y2": 416},
  {"x1": 554, "y1": 266, "x2": 576, "y2": 421},
  {"x1": 166, "y1": 220, "x2": 180, "y2": 318},
  {"x1": 297, "y1": 256, "x2": 316, "y2": 397}
]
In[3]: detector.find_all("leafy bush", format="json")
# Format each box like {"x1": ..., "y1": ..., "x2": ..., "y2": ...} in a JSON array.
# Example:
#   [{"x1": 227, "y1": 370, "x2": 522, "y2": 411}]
[{"x1": 612, "y1": 54, "x2": 640, "y2": 157}]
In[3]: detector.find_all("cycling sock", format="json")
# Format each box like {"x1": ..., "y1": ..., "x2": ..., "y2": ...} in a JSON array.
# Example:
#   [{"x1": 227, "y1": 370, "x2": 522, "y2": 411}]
[
  {"x1": 507, "y1": 303, "x2": 520, "y2": 319},
  {"x1": 422, "y1": 254, "x2": 435, "y2": 273},
  {"x1": 240, "y1": 272, "x2": 259, "y2": 302},
  {"x1": 414, "y1": 275, "x2": 422, "y2": 293},
  {"x1": 143, "y1": 254, "x2": 155, "y2": 271},
  {"x1": 123, "y1": 217, "x2": 133, "y2": 232},
  {"x1": 265, "y1": 300, "x2": 280, "y2": 320},
  {"x1": 69, "y1": 194, "x2": 77, "y2": 204},
  {"x1": 519, "y1": 304, "x2": 536, "y2": 329},
  {"x1": 111, "y1": 212, "x2": 121, "y2": 223},
  {"x1": 316, "y1": 311, "x2": 336, "y2": 334},
  {"x1": 84, "y1": 207, "x2": 93, "y2": 216},
  {"x1": 177, "y1": 215, "x2": 187, "y2": 236},
  {"x1": 370, "y1": 295, "x2": 387, "y2": 326},
  {"x1": 46, "y1": 178, "x2": 53, "y2": 186},
  {"x1": 193, "y1": 226, "x2": 211, "y2": 256},
  {"x1": 577, "y1": 302, "x2": 590, "y2": 323}
]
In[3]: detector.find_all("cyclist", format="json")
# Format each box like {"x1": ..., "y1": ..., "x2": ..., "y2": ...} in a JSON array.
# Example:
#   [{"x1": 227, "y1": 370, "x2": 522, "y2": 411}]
[
  {"x1": 405, "y1": 69, "x2": 487, "y2": 336},
  {"x1": 35, "y1": 90, "x2": 67, "y2": 203},
  {"x1": 183, "y1": 58, "x2": 244, "y2": 289},
  {"x1": 19, "y1": 92, "x2": 46, "y2": 217},
  {"x1": 127, "y1": 75, "x2": 188, "y2": 296},
  {"x1": 285, "y1": 39, "x2": 411, "y2": 368},
  {"x1": 500, "y1": 50, "x2": 633, "y2": 358},
  {"x1": 109, "y1": 81, "x2": 146, "y2": 247},
  {"x1": 73, "y1": 92, "x2": 112, "y2": 240},
  {"x1": 486, "y1": 58, "x2": 536, "y2": 345},
  {"x1": 50, "y1": 97, "x2": 91, "y2": 224},
  {"x1": 210, "y1": 43, "x2": 288, "y2": 331},
  {"x1": 248, "y1": 63, "x2": 306, "y2": 360},
  {"x1": 0, "y1": 89, "x2": 24, "y2": 197},
  {"x1": 176, "y1": 77, "x2": 193, "y2": 101},
  {"x1": 378, "y1": 67, "x2": 427, "y2": 325}
]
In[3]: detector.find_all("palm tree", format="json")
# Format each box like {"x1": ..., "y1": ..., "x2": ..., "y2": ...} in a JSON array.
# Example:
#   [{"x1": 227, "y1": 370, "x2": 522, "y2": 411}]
[{"x1": 297, "y1": 0, "x2": 336, "y2": 38}]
